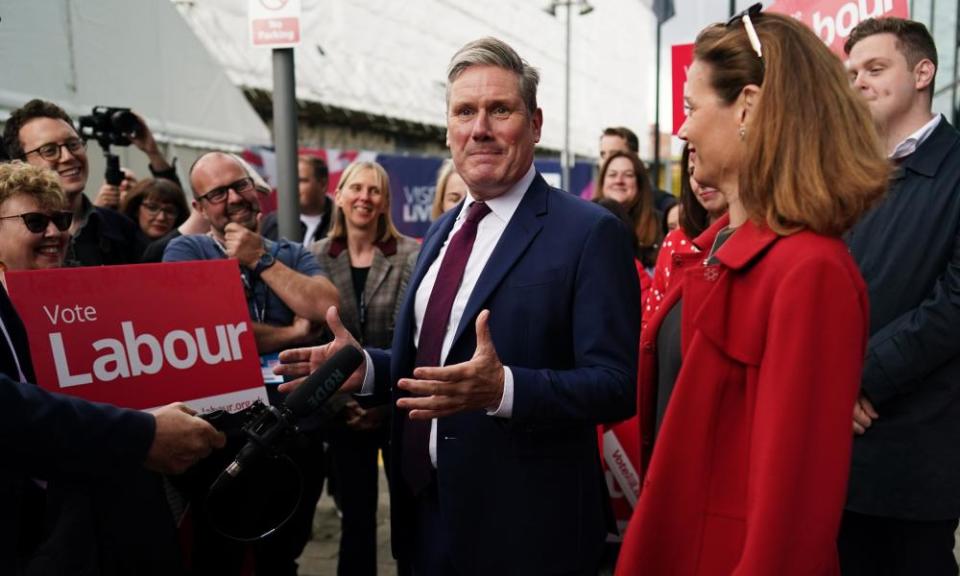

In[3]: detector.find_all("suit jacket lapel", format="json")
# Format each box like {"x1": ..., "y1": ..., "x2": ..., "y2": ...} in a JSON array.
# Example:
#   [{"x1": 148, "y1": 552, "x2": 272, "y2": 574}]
[
  {"x1": 449, "y1": 174, "x2": 547, "y2": 349},
  {"x1": 364, "y1": 248, "x2": 392, "y2": 301}
]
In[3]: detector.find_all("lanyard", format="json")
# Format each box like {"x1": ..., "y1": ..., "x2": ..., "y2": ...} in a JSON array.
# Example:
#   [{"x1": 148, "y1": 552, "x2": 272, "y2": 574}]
[{"x1": 208, "y1": 233, "x2": 267, "y2": 323}]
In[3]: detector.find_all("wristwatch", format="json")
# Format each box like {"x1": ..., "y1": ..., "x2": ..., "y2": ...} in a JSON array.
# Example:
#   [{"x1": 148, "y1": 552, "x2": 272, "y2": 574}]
[{"x1": 253, "y1": 250, "x2": 276, "y2": 275}]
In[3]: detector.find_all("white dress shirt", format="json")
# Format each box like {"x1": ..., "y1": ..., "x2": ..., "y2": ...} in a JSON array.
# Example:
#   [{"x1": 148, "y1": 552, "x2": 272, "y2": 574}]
[
  {"x1": 889, "y1": 114, "x2": 941, "y2": 160},
  {"x1": 360, "y1": 163, "x2": 536, "y2": 467}
]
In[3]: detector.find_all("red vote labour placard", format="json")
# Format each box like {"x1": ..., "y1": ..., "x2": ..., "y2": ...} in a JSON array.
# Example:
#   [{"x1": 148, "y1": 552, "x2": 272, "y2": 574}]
[{"x1": 5, "y1": 260, "x2": 268, "y2": 414}]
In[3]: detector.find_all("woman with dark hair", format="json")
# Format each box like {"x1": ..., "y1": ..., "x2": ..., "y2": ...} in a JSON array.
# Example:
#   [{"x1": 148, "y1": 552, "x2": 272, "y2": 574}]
[
  {"x1": 120, "y1": 178, "x2": 188, "y2": 240},
  {"x1": 643, "y1": 144, "x2": 728, "y2": 324},
  {"x1": 594, "y1": 150, "x2": 662, "y2": 272},
  {"x1": 617, "y1": 6, "x2": 887, "y2": 574},
  {"x1": 311, "y1": 160, "x2": 419, "y2": 576}
]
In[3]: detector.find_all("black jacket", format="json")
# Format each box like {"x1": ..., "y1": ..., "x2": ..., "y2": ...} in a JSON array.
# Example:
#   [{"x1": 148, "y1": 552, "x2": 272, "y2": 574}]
[
  {"x1": 845, "y1": 116, "x2": 960, "y2": 520},
  {"x1": 67, "y1": 197, "x2": 146, "y2": 266}
]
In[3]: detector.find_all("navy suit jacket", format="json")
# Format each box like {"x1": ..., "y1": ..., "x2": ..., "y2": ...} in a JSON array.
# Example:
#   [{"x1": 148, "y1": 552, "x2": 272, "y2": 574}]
[
  {"x1": 369, "y1": 173, "x2": 640, "y2": 575},
  {"x1": 0, "y1": 285, "x2": 167, "y2": 575}
]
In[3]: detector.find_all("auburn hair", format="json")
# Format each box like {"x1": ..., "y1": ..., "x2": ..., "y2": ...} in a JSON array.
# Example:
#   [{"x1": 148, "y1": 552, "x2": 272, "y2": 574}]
[{"x1": 695, "y1": 13, "x2": 888, "y2": 236}]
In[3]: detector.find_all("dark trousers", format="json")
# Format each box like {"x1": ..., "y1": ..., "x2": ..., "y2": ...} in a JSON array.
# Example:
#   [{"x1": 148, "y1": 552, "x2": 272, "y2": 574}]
[
  {"x1": 839, "y1": 510, "x2": 959, "y2": 576},
  {"x1": 410, "y1": 480, "x2": 458, "y2": 576},
  {"x1": 329, "y1": 424, "x2": 388, "y2": 576}
]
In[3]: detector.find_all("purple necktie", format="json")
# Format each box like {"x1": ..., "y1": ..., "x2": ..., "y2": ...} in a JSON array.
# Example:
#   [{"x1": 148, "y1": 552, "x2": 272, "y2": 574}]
[{"x1": 402, "y1": 200, "x2": 492, "y2": 494}]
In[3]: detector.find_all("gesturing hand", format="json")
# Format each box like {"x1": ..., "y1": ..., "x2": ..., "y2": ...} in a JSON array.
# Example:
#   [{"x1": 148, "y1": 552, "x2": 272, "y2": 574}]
[
  {"x1": 275, "y1": 306, "x2": 365, "y2": 394},
  {"x1": 396, "y1": 309, "x2": 504, "y2": 420}
]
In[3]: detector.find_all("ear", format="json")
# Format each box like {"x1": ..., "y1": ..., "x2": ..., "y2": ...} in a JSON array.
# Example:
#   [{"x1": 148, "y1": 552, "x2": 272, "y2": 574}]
[
  {"x1": 738, "y1": 84, "x2": 761, "y2": 126},
  {"x1": 914, "y1": 59, "x2": 936, "y2": 92},
  {"x1": 531, "y1": 108, "x2": 543, "y2": 144}
]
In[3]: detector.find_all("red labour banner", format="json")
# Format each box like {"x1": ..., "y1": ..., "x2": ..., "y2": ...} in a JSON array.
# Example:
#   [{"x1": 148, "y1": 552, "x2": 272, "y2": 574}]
[
  {"x1": 672, "y1": 43, "x2": 695, "y2": 135},
  {"x1": 770, "y1": 0, "x2": 909, "y2": 54},
  {"x1": 5, "y1": 260, "x2": 268, "y2": 414}
]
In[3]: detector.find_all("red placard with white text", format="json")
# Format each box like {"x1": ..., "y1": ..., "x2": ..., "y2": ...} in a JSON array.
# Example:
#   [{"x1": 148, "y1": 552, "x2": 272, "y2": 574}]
[
  {"x1": 672, "y1": 43, "x2": 695, "y2": 135},
  {"x1": 5, "y1": 260, "x2": 268, "y2": 414},
  {"x1": 671, "y1": 0, "x2": 909, "y2": 134},
  {"x1": 771, "y1": 0, "x2": 909, "y2": 54}
]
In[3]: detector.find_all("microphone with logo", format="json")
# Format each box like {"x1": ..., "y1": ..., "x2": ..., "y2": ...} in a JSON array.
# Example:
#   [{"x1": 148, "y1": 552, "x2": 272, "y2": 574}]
[
  {"x1": 203, "y1": 345, "x2": 363, "y2": 541},
  {"x1": 211, "y1": 345, "x2": 364, "y2": 492}
]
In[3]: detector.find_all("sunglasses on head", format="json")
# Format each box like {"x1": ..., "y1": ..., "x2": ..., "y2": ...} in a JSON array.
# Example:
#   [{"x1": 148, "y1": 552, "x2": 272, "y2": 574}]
[
  {"x1": 0, "y1": 211, "x2": 73, "y2": 233},
  {"x1": 726, "y1": 2, "x2": 764, "y2": 62}
]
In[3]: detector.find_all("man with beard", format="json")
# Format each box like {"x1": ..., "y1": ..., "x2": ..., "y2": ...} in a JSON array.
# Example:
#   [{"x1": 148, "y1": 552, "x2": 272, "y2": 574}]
[
  {"x1": 162, "y1": 151, "x2": 338, "y2": 576},
  {"x1": 163, "y1": 151, "x2": 338, "y2": 354}
]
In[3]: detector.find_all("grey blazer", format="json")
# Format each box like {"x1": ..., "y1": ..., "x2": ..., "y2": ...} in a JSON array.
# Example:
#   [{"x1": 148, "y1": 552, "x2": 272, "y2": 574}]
[{"x1": 311, "y1": 235, "x2": 420, "y2": 348}]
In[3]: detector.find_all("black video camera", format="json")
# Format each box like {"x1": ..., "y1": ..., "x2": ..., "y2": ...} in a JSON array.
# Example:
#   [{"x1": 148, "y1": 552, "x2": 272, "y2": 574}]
[
  {"x1": 78, "y1": 106, "x2": 142, "y2": 186},
  {"x1": 78, "y1": 106, "x2": 141, "y2": 148}
]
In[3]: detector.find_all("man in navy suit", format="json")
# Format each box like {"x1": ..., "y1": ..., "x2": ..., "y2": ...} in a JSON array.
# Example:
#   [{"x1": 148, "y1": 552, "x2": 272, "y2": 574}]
[{"x1": 279, "y1": 37, "x2": 639, "y2": 575}]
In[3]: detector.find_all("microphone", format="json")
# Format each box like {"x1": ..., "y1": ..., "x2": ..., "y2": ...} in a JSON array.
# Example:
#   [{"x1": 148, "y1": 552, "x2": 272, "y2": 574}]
[{"x1": 215, "y1": 345, "x2": 364, "y2": 486}]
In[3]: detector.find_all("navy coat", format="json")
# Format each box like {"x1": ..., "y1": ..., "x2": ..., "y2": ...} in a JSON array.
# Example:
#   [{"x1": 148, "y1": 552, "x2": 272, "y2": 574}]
[{"x1": 846, "y1": 116, "x2": 960, "y2": 520}]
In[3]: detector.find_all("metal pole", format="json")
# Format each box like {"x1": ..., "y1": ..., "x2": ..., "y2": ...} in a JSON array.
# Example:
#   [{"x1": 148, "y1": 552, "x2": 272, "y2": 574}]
[
  {"x1": 272, "y1": 47, "x2": 301, "y2": 242},
  {"x1": 730, "y1": 0, "x2": 736, "y2": 18},
  {"x1": 653, "y1": 21, "x2": 662, "y2": 188},
  {"x1": 562, "y1": 2, "x2": 572, "y2": 191}
]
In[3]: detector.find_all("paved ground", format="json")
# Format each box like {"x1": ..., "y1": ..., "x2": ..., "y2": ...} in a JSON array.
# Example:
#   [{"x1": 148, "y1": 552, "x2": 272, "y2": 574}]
[
  {"x1": 297, "y1": 465, "x2": 398, "y2": 576},
  {"x1": 295, "y1": 464, "x2": 960, "y2": 575}
]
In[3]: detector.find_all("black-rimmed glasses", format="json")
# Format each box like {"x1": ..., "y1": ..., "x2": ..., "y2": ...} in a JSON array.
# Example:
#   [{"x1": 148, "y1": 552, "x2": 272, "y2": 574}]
[
  {"x1": 196, "y1": 177, "x2": 255, "y2": 204},
  {"x1": 726, "y1": 3, "x2": 764, "y2": 62},
  {"x1": 0, "y1": 211, "x2": 73, "y2": 233},
  {"x1": 141, "y1": 202, "x2": 180, "y2": 218},
  {"x1": 22, "y1": 139, "x2": 86, "y2": 162}
]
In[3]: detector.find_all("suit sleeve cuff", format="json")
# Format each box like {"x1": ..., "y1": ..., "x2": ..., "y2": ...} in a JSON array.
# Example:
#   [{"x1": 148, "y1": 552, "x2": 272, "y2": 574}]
[
  {"x1": 357, "y1": 349, "x2": 375, "y2": 396},
  {"x1": 486, "y1": 366, "x2": 513, "y2": 418}
]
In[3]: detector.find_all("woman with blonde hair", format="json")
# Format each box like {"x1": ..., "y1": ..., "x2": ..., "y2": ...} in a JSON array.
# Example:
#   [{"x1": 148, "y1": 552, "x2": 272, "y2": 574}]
[
  {"x1": 0, "y1": 162, "x2": 71, "y2": 273},
  {"x1": 430, "y1": 159, "x2": 467, "y2": 221},
  {"x1": 312, "y1": 160, "x2": 419, "y2": 576},
  {"x1": 617, "y1": 6, "x2": 888, "y2": 574}
]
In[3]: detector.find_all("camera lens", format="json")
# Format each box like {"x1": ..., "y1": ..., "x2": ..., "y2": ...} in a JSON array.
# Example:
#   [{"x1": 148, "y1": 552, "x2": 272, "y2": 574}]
[{"x1": 111, "y1": 110, "x2": 140, "y2": 136}]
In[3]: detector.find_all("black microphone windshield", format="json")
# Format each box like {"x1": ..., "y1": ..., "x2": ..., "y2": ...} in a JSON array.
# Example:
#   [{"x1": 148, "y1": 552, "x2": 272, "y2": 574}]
[{"x1": 284, "y1": 345, "x2": 363, "y2": 418}]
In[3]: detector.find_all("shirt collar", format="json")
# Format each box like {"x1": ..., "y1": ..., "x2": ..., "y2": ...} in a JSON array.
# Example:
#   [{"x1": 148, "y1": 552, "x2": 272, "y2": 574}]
[
  {"x1": 457, "y1": 163, "x2": 536, "y2": 225},
  {"x1": 890, "y1": 114, "x2": 941, "y2": 160}
]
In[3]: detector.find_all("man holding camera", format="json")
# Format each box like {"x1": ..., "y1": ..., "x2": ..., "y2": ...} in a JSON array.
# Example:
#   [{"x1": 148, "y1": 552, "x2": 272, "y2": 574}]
[{"x1": 2, "y1": 99, "x2": 172, "y2": 266}]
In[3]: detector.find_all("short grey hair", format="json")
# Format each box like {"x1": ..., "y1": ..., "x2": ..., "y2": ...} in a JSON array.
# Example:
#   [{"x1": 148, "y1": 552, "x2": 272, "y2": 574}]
[{"x1": 446, "y1": 37, "x2": 540, "y2": 115}]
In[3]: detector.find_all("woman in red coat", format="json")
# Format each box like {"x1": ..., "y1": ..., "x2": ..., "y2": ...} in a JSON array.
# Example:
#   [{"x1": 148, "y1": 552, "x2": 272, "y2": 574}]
[{"x1": 616, "y1": 7, "x2": 889, "y2": 575}]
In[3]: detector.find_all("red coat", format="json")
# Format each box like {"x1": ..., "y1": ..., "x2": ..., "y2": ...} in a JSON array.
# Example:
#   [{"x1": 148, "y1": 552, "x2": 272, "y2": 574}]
[{"x1": 617, "y1": 215, "x2": 869, "y2": 576}]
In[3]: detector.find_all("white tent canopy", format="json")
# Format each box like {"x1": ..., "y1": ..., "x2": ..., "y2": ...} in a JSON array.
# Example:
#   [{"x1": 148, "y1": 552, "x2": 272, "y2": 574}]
[
  {"x1": 175, "y1": 0, "x2": 657, "y2": 158},
  {"x1": 0, "y1": 0, "x2": 271, "y2": 151}
]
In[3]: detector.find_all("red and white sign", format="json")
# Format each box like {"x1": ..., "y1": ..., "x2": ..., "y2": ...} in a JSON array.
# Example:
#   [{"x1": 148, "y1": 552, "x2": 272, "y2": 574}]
[
  {"x1": 670, "y1": 0, "x2": 909, "y2": 134},
  {"x1": 671, "y1": 43, "x2": 695, "y2": 135},
  {"x1": 249, "y1": 0, "x2": 301, "y2": 48},
  {"x1": 771, "y1": 0, "x2": 908, "y2": 54},
  {"x1": 599, "y1": 419, "x2": 642, "y2": 538},
  {"x1": 5, "y1": 260, "x2": 268, "y2": 414}
]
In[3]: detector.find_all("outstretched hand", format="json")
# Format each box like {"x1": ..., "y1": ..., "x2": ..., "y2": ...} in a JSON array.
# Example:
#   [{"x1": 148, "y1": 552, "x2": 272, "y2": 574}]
[
  {"x1": 396, "y1": 309, "x2": 504, "y2": 420},
  {"x1": 275, "y1": 306, "x2": 365, "y2": 394}
]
